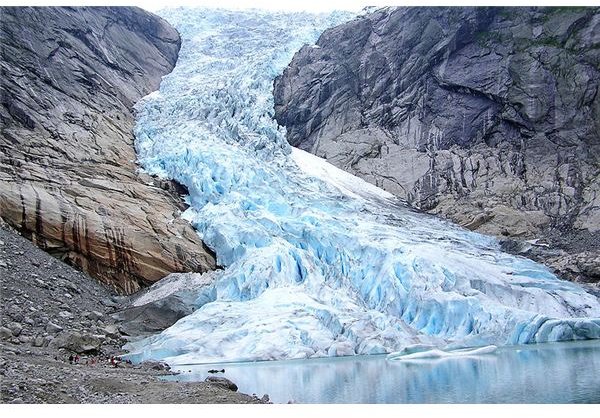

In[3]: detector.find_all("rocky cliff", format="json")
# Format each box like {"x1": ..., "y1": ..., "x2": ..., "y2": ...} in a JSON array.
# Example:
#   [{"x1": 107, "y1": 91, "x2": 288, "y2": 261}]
[
  {"x1": 274, "y1": 6, "x2": 600, "y2": 283},
  {"x1": 0, "y1": 7, "x2": 216, "y2": 293}
]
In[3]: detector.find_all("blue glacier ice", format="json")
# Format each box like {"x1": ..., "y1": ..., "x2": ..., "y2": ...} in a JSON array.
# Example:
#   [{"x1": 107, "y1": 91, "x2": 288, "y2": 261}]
[{"x1": 126, "y1": 7, "x2": 600, "y2": 365}]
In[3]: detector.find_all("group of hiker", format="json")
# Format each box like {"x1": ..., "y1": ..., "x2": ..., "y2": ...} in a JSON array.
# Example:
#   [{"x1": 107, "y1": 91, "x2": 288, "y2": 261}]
[
  {"x1": 109, "y1": 355, "x2": 133, "y2": 367},
  {"x1": 66, "y1": 353, "x2": 132, "y2": 367},
  {"x1": 67, "y1": 353, "x2": 97, "y2": 365}
]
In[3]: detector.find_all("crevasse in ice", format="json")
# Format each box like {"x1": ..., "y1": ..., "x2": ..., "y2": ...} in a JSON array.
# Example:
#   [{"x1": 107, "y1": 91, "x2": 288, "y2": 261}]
[{"x1": 127, "y1": 8, "x2": 600, "y2": 364}]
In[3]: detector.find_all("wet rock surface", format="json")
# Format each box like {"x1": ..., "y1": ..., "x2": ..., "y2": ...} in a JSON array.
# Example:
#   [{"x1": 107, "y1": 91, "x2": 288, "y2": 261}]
[
  {"x1": 0, "y1": 7, "x2": 216, "y2": 294},
  {"x1": 274, "y1": 6, "x2": 600, "y2": 283},
  {"x1": 0, "y1": 222, "x2": 264, "y2": 404}
]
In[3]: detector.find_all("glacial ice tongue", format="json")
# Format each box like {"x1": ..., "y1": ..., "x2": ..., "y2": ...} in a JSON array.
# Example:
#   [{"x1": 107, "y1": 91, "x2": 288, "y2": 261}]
[{"x1": 127, "y1": 8, "x2": 600, "y2": 365}]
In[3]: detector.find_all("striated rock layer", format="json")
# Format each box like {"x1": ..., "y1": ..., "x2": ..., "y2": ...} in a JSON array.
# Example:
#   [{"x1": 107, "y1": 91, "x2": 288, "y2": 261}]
[
  {"x1": 274, "y1": 7, "x2": 600, "y2": 283},
  {"x1": 0, "y1": 7, "x2": 216, "y2": 293}
]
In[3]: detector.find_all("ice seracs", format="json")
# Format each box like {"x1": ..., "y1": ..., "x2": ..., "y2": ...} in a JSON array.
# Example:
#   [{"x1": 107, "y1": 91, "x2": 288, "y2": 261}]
[{"x1": 126, "y1": 7, "x2": 600, "y2": 365}]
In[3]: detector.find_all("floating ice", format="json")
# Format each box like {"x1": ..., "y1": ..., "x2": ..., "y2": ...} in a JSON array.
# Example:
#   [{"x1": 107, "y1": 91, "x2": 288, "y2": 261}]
[
  {"x1": 387, "y1": 345, "x2": 498, "y2": 362},
  {"x1": 126, "y1": 8, "x2": 600, "y2": 365}
]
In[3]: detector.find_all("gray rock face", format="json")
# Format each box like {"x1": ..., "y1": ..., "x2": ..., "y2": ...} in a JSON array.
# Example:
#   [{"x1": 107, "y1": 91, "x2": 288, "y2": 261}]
[
  {"x1": 274, "y1": 7, "x2": 600, "y2": 282},
  {"x1": 0, "y1": 7, "x2": 216, "y2": 293}
]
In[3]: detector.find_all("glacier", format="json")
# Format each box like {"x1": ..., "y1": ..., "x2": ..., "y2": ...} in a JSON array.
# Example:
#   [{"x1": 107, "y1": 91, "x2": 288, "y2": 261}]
[{"x1": 126, "y1": 7, "x2": 600, "y2": 365}]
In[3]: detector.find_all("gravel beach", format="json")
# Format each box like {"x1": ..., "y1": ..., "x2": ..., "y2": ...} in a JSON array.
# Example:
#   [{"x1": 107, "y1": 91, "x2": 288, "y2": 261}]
[{"x1": 0, "y1": 221, "x2": 266, "y2": 404}]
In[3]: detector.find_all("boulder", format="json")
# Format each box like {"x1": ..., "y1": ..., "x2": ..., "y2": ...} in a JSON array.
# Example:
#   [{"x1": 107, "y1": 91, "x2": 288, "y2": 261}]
[
  {"x1": 0, "y1": 327, "x2": 12, "y2": 340},
  {"x1": 45, "y1": 322, "x2": 63, "y2": 334},
  {"x1": 8, "y1": 322, "x2": 23, "y2": 337},
  {"x1": 49, "y1": 331, "x2": 105, "y2": 353},
  {"x1": 32, "y1": 335, "x2": 45, "y2": 347},
  {"x1": 102, "y1": 324, "x2": 120, "y2": 339},
  {"x1": 139, "y1": 360, "x2": 171, "y2": 371},
  {"x1": 112, "y1": 293, "x2": 195, "y2": 336},
  {"x1": 58, "y1": 311, "x2": 73, "y2": 320},
  {"x1": 18, "y1": 335, "x2": 31, "y2": 344},
  {"x1": 43, "y1": 336, "x2": 55, "y2": 347},
  {"x1": 86, "y1": 311, "x2": 104, "y2": 321},
  {"x1": 205, "y1": 376, "x2": 238, "y2": 392}
]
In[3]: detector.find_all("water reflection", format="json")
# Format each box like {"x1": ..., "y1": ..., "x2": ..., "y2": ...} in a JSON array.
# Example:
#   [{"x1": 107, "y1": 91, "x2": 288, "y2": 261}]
[{"x1": 165, "y1": 340, "x2": 600, "y2": 403}]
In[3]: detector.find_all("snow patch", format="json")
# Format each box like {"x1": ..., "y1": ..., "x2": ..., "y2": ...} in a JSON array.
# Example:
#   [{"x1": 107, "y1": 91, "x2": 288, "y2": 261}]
[{"x1": 291, "y1": 148, "x2": 394, "y2": 201}]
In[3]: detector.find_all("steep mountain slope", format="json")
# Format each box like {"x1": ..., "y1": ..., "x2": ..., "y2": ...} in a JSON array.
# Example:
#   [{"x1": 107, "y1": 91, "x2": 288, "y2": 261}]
[
  {"x1": 274, "y1": 7, "x2": 600, "y2": 283},
  {"x1": 0, "y1": 7, "x2": 216, "y2": 293}
]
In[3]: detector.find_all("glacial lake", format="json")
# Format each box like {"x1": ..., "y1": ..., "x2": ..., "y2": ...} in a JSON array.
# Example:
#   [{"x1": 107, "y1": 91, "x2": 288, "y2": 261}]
[{"x1": 163, "y1": 340, "x2": 600, "y2": 403}]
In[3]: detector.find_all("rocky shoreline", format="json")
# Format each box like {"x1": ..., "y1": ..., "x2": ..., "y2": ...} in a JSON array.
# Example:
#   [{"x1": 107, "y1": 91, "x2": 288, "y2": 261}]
[{"x1": 0, "y1": 221, "x2": 266, "y2": 404}]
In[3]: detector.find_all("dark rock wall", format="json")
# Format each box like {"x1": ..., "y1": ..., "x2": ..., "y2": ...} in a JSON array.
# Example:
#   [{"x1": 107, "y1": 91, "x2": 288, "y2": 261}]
[
  {"x1": 0, "y1": 7, "x2": 216, "y2": 293},
  {"x1": 274, "y1": 6, "x2": 600, "y2": 283}
]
